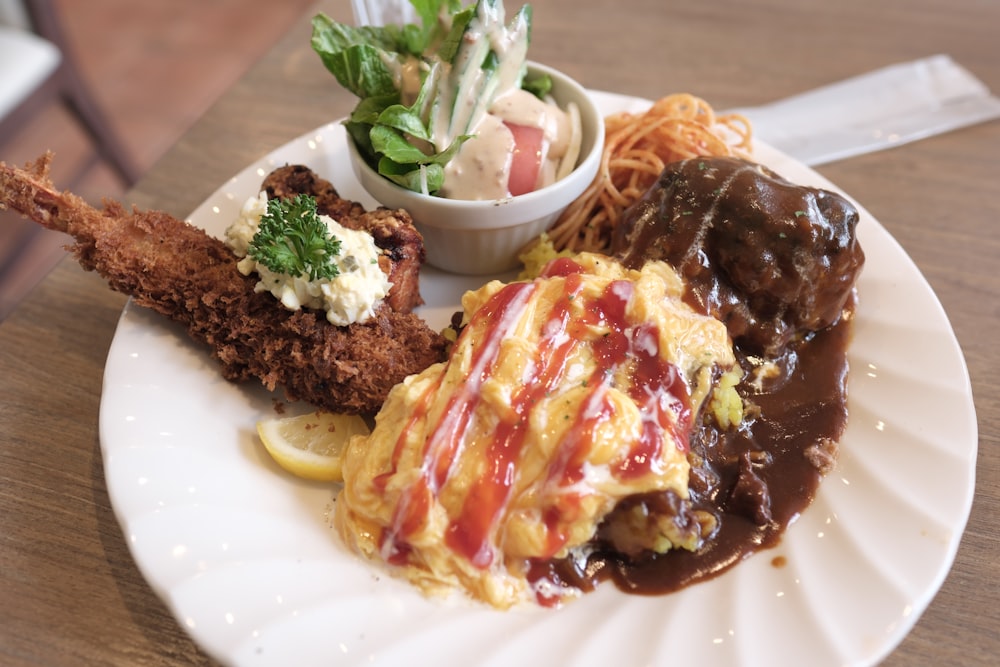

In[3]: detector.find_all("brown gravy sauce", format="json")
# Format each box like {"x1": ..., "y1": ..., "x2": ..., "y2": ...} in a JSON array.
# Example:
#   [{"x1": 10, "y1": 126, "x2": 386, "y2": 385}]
[{"x1": 528, "y1": 302, "x2": 852, "y2": 596}]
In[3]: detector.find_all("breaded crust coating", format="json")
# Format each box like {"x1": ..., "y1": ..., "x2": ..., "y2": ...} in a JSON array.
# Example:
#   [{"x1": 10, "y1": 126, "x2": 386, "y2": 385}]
[{"x1": 0, "y1": 154, "x2": 448, "y2": 414}]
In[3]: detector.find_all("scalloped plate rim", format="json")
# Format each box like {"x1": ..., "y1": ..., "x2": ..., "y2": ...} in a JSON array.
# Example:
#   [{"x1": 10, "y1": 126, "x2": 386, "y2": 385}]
[{"x1": 98, "y1": 90, "x2": 978, "y2": 667}]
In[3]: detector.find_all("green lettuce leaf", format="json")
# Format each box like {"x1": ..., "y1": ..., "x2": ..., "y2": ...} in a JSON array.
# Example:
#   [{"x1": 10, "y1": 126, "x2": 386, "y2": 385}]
[{"x1": 310, "y1": 1, "x2": 536, "y2": 196}]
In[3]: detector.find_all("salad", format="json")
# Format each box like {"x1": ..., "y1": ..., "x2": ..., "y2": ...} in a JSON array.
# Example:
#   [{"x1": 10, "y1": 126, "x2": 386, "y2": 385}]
[{"x1": 311, "y1": 0, "x2": 582, "y2": 199}]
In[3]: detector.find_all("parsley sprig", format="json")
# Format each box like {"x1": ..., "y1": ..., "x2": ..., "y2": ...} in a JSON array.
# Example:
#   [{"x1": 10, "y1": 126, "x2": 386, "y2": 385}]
[{"x1": 248, "y1": 194, "x2": 341, "y2": 281}]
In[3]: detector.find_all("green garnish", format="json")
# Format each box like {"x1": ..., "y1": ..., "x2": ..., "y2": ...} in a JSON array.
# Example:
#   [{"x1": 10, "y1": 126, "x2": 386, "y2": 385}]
[
  {"x1": 248, "y1": 194, "x2": 341, "y2": 281},
  {"x1": 521, "y1": 71, "x2": 551, "y2": 98}
]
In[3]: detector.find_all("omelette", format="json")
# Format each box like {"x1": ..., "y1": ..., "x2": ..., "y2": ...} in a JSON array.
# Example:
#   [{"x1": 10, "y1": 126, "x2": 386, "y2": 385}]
[{"x1": 335, "y1": 253, "x2": 738, "y2": 607}]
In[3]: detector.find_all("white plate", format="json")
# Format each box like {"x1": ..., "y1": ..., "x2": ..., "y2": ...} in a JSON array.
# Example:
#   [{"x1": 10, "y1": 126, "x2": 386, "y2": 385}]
[{"x1": 100, "y1": 92, "x2": 978, "y2": 667}]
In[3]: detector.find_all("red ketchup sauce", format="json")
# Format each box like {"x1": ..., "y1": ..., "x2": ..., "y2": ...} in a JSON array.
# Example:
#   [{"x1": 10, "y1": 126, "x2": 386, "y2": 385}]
[
  {"x1": 527, "y1": 312, "x2": 852, "y2": 599},
  {"x1": 377, "y1": 258, "x2": 692, "y2": 578}
]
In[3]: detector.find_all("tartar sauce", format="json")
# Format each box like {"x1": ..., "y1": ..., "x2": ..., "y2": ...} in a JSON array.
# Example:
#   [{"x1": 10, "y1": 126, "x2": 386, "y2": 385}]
[{"x1": 224, "y1": 191, "x2": 391, "y2": 326}]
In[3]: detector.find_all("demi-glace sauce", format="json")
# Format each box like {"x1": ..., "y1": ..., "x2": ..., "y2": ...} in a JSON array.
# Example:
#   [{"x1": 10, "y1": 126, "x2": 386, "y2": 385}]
[
  {"x1": 525, "y1": 154, "x2": 862, "y2": 598},
  {"x1": 528, "y1": 303, "x2": 852, "y2": 596}
]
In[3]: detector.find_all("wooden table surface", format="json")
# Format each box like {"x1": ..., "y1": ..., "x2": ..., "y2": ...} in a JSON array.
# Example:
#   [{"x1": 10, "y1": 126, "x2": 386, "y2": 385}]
[{"x1": 2, "y1": 0, "x2": 997, "y2": 664}]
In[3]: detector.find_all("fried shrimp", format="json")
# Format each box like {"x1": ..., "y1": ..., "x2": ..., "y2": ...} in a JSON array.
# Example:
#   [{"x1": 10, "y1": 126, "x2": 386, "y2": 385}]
[{"x1": 0, "y1": 154, "x2": 448, "y2": 414}]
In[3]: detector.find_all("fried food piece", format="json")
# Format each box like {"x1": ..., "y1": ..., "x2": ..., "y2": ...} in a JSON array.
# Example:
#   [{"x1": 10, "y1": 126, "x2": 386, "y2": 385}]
[
  {"x1": 262, "y1": 164, "x2": 425, "y2": 313},
  {"x1": 262, "y1": 163, "x2": 365, "y2": 222},
  {"x1": 0, "y1": 154, "x2": 448, "y2": 414}
]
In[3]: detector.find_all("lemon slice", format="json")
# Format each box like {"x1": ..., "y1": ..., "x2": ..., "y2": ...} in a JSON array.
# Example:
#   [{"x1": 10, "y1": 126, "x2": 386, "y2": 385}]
[{"x1": 256, "y1": 410, "x2": 370, "y2": 482}]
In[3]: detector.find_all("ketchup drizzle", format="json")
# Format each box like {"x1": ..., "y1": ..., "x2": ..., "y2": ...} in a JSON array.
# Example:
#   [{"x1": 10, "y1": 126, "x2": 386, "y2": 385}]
[
  {"x1": 378, "y1": 261, "x2": 692, "y2": 575},
  {"x1": 381, "y1": 282, "x2": 535, "y2": 562}
]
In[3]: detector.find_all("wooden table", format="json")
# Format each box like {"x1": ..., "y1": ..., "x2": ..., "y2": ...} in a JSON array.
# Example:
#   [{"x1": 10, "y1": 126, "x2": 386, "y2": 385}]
[{"x1": 2, "y1": 0, "x2": 997, "y2": 664}]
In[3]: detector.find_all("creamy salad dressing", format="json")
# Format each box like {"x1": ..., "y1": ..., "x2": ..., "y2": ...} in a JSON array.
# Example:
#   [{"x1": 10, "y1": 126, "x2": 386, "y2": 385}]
[
  {"x1": 224, "y1": 192, "x2": 390, "y2": 326},
  {"x1": 440, "y1": 112, "x2": 514, "y2": 199},
  {"x1": 395, "y1": 56, "x2": 425, "y2": 104},
  {"x1": 441, "y1": 89, "x2": 572, "y2": 200},
  {"x1": 387, "y1": 1, "x2": 576, "y2": 200}
]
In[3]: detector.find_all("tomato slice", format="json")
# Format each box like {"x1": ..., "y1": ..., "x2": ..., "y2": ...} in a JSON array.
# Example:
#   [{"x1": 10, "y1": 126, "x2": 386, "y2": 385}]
[{"x1": 505, "y1": 122, "x2": 544, "y2": 196}]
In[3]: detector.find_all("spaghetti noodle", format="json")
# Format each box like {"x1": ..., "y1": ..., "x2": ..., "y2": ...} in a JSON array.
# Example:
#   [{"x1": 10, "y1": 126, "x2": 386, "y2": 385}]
[{"x1": 546, "y1": 94, "x2": 752, "y2": 253}]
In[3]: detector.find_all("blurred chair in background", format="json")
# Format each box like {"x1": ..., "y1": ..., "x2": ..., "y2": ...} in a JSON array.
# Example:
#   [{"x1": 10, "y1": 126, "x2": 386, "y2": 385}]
[
  {"x1": 1, "y1": 0, "x2": 140, "y2": 320},
  {"x1": 0, "y1": 0, "x2": 139, "y2": 185}
]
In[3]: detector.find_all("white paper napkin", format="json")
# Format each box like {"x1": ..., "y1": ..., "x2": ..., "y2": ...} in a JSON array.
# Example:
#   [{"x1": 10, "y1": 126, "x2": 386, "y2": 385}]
[
  {"x1": 729, "y1": 55, "x2": 1000, "y2": 166},
  {"x1": 347, "y1": 1, "x2": 1000, "y2": 167}
]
